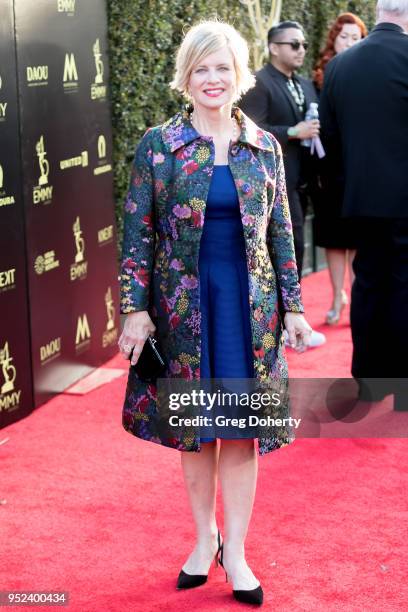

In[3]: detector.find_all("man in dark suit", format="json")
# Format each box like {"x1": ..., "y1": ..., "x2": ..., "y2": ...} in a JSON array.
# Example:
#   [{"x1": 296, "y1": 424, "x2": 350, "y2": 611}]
[
  {"x1": 320, "y1": 0, "x2": 408, "y2": 408},
  {"x1": 240, "y1": 21, "x2": 320, "y2": 277}
]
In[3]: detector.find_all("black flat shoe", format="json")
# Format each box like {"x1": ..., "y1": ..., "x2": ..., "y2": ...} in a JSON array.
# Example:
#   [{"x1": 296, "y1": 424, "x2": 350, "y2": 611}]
[
  {"x1": 176, "y1": 529, "x2": 222, "y2": 590},
  {"x1": 218, "y1": 542, "x2": 264, "y2": 605}
]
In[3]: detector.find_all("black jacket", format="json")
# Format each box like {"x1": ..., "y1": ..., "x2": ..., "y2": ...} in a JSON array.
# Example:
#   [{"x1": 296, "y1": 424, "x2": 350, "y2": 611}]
[
  {"x1": 240, "y1": 63, "x2": 318, "y2": 192},
  {"x1": 320, "y1": 23, "x2": 408, "y2": 218}
]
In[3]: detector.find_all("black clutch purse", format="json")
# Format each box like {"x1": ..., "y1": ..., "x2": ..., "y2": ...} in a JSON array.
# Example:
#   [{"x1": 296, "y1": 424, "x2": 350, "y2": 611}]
[{"x1": 129, "y1": 336, "x2": 167, "y2": 382}]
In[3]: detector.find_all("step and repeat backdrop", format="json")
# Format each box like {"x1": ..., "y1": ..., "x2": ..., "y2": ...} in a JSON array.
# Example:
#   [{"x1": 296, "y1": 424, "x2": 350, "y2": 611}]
[{"x1": 0, "y1": 0, "x2": 119, "y2": 427}]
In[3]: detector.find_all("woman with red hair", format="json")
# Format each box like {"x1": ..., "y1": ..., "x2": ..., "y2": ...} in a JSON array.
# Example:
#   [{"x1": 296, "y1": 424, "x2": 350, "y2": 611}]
[{"x1": 313, "y1": 14, "x2": 368, "y2": 325}]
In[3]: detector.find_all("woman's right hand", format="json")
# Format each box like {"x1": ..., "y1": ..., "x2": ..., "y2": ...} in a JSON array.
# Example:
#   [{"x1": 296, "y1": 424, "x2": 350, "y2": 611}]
[{"x1": 118, "y1": 311, "x2": 156, "y2": 366}]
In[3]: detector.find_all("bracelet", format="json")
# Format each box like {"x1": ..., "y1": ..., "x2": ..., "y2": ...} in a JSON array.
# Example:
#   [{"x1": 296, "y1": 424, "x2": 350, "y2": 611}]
[{"x1": 287, "y1": 126, "x2": 299, "y2": 138}]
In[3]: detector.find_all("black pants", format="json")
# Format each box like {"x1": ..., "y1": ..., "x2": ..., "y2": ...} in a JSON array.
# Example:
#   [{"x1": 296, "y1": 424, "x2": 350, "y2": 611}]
[
  {"x1": 351, "y1": 218, "x2": 408, "y2": 379},
  {"x1": 287, "y1": 189, "x2": 304, "y2": 280}
]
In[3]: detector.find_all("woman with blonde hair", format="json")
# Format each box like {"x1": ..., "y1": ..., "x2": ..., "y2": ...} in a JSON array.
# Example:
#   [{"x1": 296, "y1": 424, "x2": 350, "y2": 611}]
[{"x1": 118, "y1": 19, "x2": 312, "y2": 605}]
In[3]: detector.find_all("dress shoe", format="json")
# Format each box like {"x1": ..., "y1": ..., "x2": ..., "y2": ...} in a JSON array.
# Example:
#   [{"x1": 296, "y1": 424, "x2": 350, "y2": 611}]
[
  {"x1": 218, "y1": 543, "x2": 263, "y2": 605},
  {"x1": 326, "y1": 289, "x2": 348, "y2": 325},
  {"x1": 176, "y1": 530, "x2": 222, "y2": 589}
]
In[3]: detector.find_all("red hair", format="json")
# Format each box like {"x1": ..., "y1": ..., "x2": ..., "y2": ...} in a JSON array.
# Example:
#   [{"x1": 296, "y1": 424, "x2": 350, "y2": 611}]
[{"x1": 313, "y1": 13, "x2": 368, "y2": 90}]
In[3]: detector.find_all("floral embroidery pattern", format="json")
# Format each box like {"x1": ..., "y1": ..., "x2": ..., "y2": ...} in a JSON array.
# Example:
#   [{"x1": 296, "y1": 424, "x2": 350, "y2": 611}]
[{"x1": 120, "y1": 106, "x2": 304, "y2": 456}]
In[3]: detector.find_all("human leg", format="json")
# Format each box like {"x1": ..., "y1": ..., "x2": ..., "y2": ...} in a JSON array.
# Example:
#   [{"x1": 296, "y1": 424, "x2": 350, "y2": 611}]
[
  {"x1": 218, "y1": 438, "x2": 260, "y2": 591},
  {"x1": 347, "y1": 249, "x2": 356, "y2": 288},
  {"x1": 179, "y1": 441, "x2": 221, "y2": 575},
  {"x1": 325, "y1": 248, "x2": 348, "y2": 324},
  {"x1": 351, "y1": 220, "x2": 391, "y2": 379}
]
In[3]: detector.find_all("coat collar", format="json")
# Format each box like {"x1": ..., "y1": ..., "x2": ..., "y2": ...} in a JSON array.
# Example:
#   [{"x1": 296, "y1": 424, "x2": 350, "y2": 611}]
[
  {"x1": 372, "y1": 22, "x2": 405, "y2": 34},
  {"x1": 161, "y1": 104, "x2": 275, "y2": 153}
]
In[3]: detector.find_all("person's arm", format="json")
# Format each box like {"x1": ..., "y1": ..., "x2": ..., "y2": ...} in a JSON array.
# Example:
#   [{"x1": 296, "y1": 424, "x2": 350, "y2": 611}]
[
  {"x1": 266, "y1": 139, "x2": 304, "y2": 314},
  {"x1": 266, "y1": 140, "x2": 313, "y2": 350},
  {"x1": 120, "y1": 128, "x2": 156, "y2": 314}
]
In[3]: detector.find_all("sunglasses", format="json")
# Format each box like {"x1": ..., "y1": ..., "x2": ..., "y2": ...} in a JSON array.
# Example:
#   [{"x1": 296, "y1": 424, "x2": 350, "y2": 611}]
[{"x1": 274, "y1": 41, "x2": 309, "y2": 51}]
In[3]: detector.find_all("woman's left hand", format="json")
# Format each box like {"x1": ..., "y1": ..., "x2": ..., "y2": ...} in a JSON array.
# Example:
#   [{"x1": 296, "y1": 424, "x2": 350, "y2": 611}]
[{"x1": 284, "y1": 312, "x2": 313, "y2": 353}]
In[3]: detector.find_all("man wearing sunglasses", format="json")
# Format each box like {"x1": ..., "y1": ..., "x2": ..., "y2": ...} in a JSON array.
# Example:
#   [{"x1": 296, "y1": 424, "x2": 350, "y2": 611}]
[
  {"x1": 240, "y1": 21, "x2": 320, "y2": 279},
  {"x1": 241, "y1": 21, "x2": 325, "y2": 349}
]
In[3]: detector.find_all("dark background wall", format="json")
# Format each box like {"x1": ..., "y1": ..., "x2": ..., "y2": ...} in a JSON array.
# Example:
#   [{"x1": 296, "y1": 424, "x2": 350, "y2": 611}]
[{"x1": 1, "y1": 0, "x2": 119, "y2": 428}]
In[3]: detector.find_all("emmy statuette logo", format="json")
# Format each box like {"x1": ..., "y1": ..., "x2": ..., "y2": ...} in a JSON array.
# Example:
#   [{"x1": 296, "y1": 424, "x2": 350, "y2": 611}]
[
  {"x1": 33, "y1": 136, "x2": 53, "y2": 205},
  {"x1": 57, "y1": 0, "x2": 76, "y2": 15},
  {"x1": 93, "y1": 39, "x2": 104, "y2": 84},
  {"x1": 73, "y1": 217, "x2": 84, "y2": 263},
  {"x1": 91, "y1": 39, "x2": 107, "y2": 100},
  {"x1": 105, "y1": 287, "x2": 115, "y2": 330},
  {"x1": 36, "y1": 136, "x2": 49, "y2": 186},
  {"x1": 70, "y1": 217, "x2": 88, "y2": 281},
  {"x1": 0, "y1": 341, "x2": 21, "y2": 412},
  {"x1": 0, "y1": 163, "x2": 16, "y2": 208},
  {"x1": 102, "y1": 287, "x2": 119, "y2": 347},
  {"x1": 63, "y1": 53, "x2": 79, "y2": 93},
  {"x1": 75, "y1": 314, "x2": 91, "y2": 354},
  {"x1": 93, "y1": 134, "x2": 112, "y2": 176},
  {"x1": 0, "y1": 268, "x2": 16, "y2": 293}
]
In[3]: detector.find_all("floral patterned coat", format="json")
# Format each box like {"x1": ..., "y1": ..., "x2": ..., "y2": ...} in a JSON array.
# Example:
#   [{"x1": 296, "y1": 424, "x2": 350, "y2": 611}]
[{"x1": 120, "y1": 105, "x2": 304, "y2": 456}]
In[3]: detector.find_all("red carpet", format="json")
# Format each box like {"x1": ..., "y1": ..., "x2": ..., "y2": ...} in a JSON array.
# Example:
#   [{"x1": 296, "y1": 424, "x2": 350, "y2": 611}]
[{"x1": 1, "y1": 270, "x2": 407, "y2": 611}]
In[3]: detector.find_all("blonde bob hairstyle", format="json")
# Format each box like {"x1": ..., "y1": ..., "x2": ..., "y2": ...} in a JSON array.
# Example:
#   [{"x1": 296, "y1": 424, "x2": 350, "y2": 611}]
[{"x1": 170, "y1": 20, "x2": 256, "y2": 103}]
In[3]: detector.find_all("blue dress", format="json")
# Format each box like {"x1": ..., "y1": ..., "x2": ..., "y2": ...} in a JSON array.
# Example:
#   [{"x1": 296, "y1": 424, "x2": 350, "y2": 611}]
[{"x1": 199, "y1": 165, "x2": 254, "y2": 442}]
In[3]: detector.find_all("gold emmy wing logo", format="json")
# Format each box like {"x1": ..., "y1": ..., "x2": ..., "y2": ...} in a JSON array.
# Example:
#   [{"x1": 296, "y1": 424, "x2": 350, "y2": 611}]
[
  {"x1": 93, "y1": 39, "x2": 104, "y2": 84},
  {"x1": 76, "y1": 314, "x2": 91, "y2": 349},
  {"x1": 33, "y1": 136, "x2": 53, "y2": 205},
  {"x1": 70, "y1": 218, "x2": 88, "y2": 281},
  {"x1": 0, "y1": 341, "x2": 16, "y2": 395},
  {"x1": 105, "y1": 287, "x2": 115, "y2": 331},
  {"x1": 36, "y1": 136, "x2": 49, "y2": 186},
  {"x1": 0, "y1": 163, "x2": 16, "y2": 208},
  {"x1": 73, "y1": 217, "x2": 85, "y2": 263},
  {"x1": 91, "y1": 39, "x2": 106, "y2": 100},
  {"x1": 103, "y1": 287, "x2": 118, "y2": 347}
]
